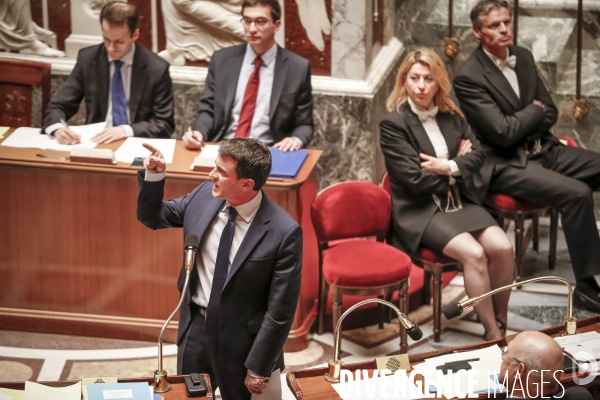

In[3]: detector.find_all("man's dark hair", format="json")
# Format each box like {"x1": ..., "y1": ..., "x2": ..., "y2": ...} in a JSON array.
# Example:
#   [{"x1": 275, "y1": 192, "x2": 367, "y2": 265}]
[
  {"x1": 470, "y1": 0, "x2": 511, "y2": 29},
  {"x1": 241, "y1": 0, "x2": 282, "y2": 22},
  {"x1": 218, "y1": 138, "x2": 272, "y2": 191},
  {"x1": 100, "y1": 1, "x2": 139, "y2": 36}
]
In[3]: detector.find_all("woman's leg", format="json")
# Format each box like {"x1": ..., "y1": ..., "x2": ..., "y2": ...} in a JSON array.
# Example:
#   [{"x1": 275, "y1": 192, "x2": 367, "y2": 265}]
[
  {"x1": 473, "y1": 226, "x2": 515, "y2": 327},
  {"x1": 442, "y1": 233, "x2": 502, "y2": 340}
]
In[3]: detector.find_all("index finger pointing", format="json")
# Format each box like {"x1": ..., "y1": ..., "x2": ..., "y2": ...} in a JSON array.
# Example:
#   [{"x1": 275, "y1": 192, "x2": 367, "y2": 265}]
[{"x1": 142, "y1": 142, "x2": 159, "y2": 154}]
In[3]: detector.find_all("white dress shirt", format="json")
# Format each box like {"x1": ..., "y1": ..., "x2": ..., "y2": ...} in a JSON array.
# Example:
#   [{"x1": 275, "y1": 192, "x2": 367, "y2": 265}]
[
  {"x1": 144, "y1": 170, "x2": 262, "y2": 306},
  {"x1": 192, "y1": 191, "x2": 262, "y2": 307},
  {"x1": 483, "y1": 48, "x2": 520, "y2": 99},
  {"x1": 46, "y1": 44, "x2": 136, "y2": 137},
  {"x1": 408, "y1": 98, "x2": 460, "y2": 181}
]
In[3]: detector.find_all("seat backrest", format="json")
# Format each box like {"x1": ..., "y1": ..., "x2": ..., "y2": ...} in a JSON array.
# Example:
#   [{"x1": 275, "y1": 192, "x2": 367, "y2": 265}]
[
  {"x1": 380, "y1": 172, "x2": 391, "y2": 195},
  {"x1": 311, "y1": 181, "x2": 392, "y2": 242},
  {"x1": 556, "y1": 135, "x2": 578, "y2": 148},
  {"x1": 0, "y1": 59, "x2": 51, "y2": 127}
]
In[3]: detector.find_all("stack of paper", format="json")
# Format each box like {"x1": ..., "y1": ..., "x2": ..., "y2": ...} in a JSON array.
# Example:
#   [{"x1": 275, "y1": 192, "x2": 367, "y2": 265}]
[
  {"x1": 414, "y1": 345, "x2": 505, "y2": 398},
  {"x1": 191, "y1": 144, "x2": 219, "y2": 172},
  {"x1": 24, "y1": 381, "x2": 81, "y2": 400},
  {"x1": 114, "y1": 137, "x2": 176, "y2": 164},
  {"x1": 0, "y1": 387, "x2": 24, "y2": 400},
  {"x1": 0, "y1": 123, "x2": 105, "y2": 151}
]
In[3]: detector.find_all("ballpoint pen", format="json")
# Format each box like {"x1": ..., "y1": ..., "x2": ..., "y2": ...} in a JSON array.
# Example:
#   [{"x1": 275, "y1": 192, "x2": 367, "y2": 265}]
[
  {"x1": 59, "y1": 118, "x2": 79, "y2": 144},
  {"x1": 188, "y1": 127, "x2": 203, "y2": 150}
]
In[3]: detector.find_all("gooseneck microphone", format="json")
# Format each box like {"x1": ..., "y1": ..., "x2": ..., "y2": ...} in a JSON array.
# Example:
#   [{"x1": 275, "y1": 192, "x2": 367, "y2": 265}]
[
  {"x1": 324, "y1": 298, "x2": 423, "y2": 383},
  {"x1": 442, "y1": 276, "x2": 578, "y2": 337},
  {"x1": 154, "y1": 234, "x2": 199, "y2": 393}
]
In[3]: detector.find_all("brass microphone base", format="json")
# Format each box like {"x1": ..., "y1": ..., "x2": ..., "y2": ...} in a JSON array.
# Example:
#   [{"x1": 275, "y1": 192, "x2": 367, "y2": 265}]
[
  {"x1": 324, "y1": 359, "x2": 342, "y2": 383},
  {"x1": 560, "y1": 316, "x2": 578, "y2": 336},
  {"x1": 154, "y1": 369, "x2": 171, "y2": 393}
]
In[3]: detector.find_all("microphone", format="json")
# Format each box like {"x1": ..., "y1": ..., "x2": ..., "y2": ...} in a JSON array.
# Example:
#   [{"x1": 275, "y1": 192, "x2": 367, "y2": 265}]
[
  {"x1": 154, "y1": 234, "x2": 199, "y2": 393},
  {"x1": 442, "y1": 276, "x2": 578, "y2": 337},
  {"x1": 324, "y1": 298, "x2": 422, "y2": 383},
  {"x1": 184, "y1": 234, "x2": 199, "y2": 272}
]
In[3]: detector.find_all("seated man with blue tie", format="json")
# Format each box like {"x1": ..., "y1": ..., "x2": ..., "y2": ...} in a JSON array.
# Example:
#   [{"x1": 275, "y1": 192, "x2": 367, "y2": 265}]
[
  {"x1": 182, "y1": 0, "x2": 314, "y2": 152},
  {"x1": 43, "y1": 1, "x2": 174, "y2": 144}
]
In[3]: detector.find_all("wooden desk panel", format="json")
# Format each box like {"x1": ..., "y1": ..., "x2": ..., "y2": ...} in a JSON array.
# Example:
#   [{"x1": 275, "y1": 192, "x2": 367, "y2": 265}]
[
  {"x1": 0, "y1": 131, "x2": 321, "y2": 348},
  {"x1": 286, "y1": 315, "x2": 600, "y2": 399}
]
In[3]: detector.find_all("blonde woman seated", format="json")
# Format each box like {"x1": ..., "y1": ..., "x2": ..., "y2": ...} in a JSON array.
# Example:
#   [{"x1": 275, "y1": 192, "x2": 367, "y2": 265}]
[{"x1": 380, "y1": 48, "x2": 514, "y2": 341}]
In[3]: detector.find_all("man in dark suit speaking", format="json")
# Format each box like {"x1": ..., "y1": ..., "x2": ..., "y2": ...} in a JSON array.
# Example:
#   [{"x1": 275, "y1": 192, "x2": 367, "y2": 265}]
[
  {"x1": 182, "y1": 0, "x2": 313, "y2": 152},
  {"x1": 43, "y1": 1, "x2": 174, "y2": 144},
  {"x1": 453, "y1": 0, "x2": 600, "y2": 312},
  {"x1": 137, "y1": 138, "x2": 302, "y2": 399}
]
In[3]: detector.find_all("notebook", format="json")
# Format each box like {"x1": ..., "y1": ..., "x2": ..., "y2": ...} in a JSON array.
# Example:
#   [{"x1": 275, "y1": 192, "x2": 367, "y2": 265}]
[{"x1": 269, "y1": 148, "x2": 308, "y2": 179}]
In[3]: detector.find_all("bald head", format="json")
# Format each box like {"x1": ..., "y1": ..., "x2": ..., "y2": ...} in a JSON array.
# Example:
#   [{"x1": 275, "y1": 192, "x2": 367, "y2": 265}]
[{"x1": 501, "y1": 331, "x2": 564, "y2": 397}]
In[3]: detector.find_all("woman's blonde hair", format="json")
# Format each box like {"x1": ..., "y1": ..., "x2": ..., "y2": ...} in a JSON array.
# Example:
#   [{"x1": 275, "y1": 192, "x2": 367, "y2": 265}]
[{"x1": 386, "y1": 47, "x2": 463, "y2": 117}]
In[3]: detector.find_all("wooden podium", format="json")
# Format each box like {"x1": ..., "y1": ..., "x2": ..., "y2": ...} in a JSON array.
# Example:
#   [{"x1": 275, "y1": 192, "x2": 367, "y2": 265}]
[
  {"x1": 0, "y1": 374, "x2": 213, "y2": 399},
  {"x1": 0, "y1": 130, "x2": 321, "y2": 351},
  {"x1": 286, "y1": 315, "x2": 600, "y2": 399}
]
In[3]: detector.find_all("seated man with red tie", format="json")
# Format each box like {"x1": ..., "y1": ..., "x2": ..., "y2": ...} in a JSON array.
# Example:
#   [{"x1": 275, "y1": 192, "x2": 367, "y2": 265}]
[
  {"x1": 182, "y1": 0, "x2": 314, "y2": 152},
  {"x1": 43, "y1": 1, "x2": 174, "y2": 144}
]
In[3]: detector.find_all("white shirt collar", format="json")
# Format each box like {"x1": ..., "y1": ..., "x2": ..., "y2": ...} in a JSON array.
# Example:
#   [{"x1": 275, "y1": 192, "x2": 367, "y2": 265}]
[
  {"x1": 483, "y1": 47, "x2": 510, "y2": 69},
  {"x1": 407, "y1": 97, "x2": 436, "y2": 113},
  {"x1": 224, "y1": 190, "x2": 262, "y2": 223},
  {"x1": 246, "y1": 42, "x2": 277, "y2": 67},
  {"x1": 108, "y1": 43, "x2": 136, "y2": 66}
]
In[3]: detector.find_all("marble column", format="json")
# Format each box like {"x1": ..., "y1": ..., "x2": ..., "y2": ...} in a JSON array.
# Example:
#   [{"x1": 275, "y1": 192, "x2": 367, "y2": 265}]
[{"x1": 64, "y1": 0, "x2": 105, "y2": 58}]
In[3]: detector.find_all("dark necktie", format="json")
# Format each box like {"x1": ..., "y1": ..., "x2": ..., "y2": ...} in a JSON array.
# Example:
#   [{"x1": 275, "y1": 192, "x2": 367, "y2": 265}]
[
  {"x1": 235, "y1": 57, "x2": 262, "y2": 138},
  {"x1": 205, "y1": 206, "x2": 238, "y2": 341},
  {"x1": 111, "y1": 60, "x2": 128, "y2": 126}
]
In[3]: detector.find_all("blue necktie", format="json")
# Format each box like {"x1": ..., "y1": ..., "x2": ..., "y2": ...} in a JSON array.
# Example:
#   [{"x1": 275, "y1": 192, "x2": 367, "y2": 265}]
[
  {"x1": 111, "y1": 60, "x2": 128, "y2": 126},
  {"x1": 205, "y1": 206, "x2": 238, "y2": 341}
]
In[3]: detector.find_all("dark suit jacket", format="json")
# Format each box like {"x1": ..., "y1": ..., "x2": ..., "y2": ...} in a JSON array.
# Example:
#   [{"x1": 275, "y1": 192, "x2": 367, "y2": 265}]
[
  {"x1": 44, "y1": 43, "x2": 174, "y2": 138},
  {"x1": 380, "y1": 104, "x2": 485, "y2": 254},
  {"x1": 192, "y1": 44, "x2": 314, "y2": 146},
  {"x1": 453, "y1": 45, "x2": 558, "y2": 185},
  {"x1": 136, "y1": 174, "x2": 302, "y2": 378}
]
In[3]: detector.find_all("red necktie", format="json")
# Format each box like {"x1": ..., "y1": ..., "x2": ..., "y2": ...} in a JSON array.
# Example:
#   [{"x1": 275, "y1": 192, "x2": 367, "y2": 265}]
[{"x1": 235, "y1": 57, "x2": 262, "y2": 138}]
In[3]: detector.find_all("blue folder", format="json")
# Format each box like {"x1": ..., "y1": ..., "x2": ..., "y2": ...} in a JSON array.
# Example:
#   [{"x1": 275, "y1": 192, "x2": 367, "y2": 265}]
[
  {"x1": 269, "y1": 148, "x2": 309, "y2": 179},
  {"x1": 87, "y1": 382, "x2": 151, "y2": 400}
]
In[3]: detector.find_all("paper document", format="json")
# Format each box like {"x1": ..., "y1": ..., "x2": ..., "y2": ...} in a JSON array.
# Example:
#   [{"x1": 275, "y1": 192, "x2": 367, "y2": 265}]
[
  {"x1": 24, "y1": 381, "x2": 81, "y2": 400},
  {"x1": 554, "y1": 331, "x2": 600, "y2": 348},
  {"x1": 86, "y1": 382, "x2": 152, "y2": 400},
  {"x1": 0, "y1": 126, "x2": 9, "y2": 139},
  {"x1": 414, "y1": 345, "x2": 504, "y2": 399},
  {"x1": 0, "y1": 123, "x2": 104, "y2": 151},
  {"x1": 331, "y1": 372, "x2": 421, "y2": 399},
  {"x1": 0, "y1": 387, "x2": 24, "y2": 400},
  {"x1": 564, "y1": 337, "x2": 600, "y2": 362},
  {"x1": 114, "y1": 137, "x2": 176, "y2": 164}
]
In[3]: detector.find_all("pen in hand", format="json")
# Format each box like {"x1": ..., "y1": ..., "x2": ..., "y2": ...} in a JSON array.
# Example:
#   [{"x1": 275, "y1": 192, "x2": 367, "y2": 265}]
[{"x1": 188, "y1": 127, "x2": 203, "y2": 150}]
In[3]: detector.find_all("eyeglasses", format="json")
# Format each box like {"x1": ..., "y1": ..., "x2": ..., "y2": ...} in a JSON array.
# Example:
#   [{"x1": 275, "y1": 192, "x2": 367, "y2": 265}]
[
  {"x1": 241, "y1": 17, "x2": 272, "y2": 28},
  {"x1": 501, "y1": 347, "x2": 524, "y2": 364}
]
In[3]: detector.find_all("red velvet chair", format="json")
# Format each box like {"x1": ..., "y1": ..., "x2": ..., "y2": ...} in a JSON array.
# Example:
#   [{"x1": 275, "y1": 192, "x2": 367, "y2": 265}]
[
  {"x1": 484, "y1": 136, "x2": 578, "y2": 280},
  {"x1": 311, "y1": 181, "x2": 413, "y2": 352},
  {"x1": 380, "y1": 173, "x2": 462, "y2": 342}
]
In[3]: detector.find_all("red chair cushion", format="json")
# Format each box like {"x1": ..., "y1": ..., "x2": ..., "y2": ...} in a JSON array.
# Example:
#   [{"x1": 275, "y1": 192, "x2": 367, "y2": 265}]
[
  {"x1": 484, "y1": 192, "x2": 547, "y2": 212},
  {"x1": 322, "y1": 240, "x2": 411, "y2": 287},
  {"x1": 414, "y1": 246, "x2": 458, "y2": 265}
]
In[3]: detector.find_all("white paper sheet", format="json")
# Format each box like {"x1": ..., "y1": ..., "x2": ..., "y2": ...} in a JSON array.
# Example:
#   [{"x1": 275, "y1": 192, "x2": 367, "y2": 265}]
[
  {"x1": 24, "y1": 381, "x2": 81, "y2": 400},
  {"x1": 554, "y1": 331, "x2": 600, "y2": 348},
  {"x1": 114, "y1": 137, "x2": 176, "y2": 164},
  {"x1": 0, "y1": 122, "x2": 105, "y2": 151},
  {"x1": 331, "y1": 373, "x2": 420, "y2": 400},
  {"x1": 415, "y1": 345, "x2": 504, "y2": 399}
]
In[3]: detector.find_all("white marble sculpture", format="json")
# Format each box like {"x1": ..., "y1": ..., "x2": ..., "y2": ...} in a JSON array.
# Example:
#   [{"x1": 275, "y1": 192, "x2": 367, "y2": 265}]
[
  {"x1": 0, "y1": 0, "x2": 65, "y2": 57},
  {"x1": 295, "y1": 0, "x2": 331, "y2": 52},
  {"x1": 159, "y1": 0, "x2": 331, "y2": 65},
  {"x1": 159, "y1": 0, "x2": 246, "y2": 65}
]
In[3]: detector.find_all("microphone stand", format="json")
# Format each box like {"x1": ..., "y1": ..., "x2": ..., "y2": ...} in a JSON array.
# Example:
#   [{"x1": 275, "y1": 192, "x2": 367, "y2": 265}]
[
  {"x1": 442, "y1": 276, "x2": 578, "y2": 337},
  {"x1": 154, "y1": 242, "x2": 197, "y2": 393},
  {"x1": 324, "y1": 298, "x2": 423, "y2": 383}
]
